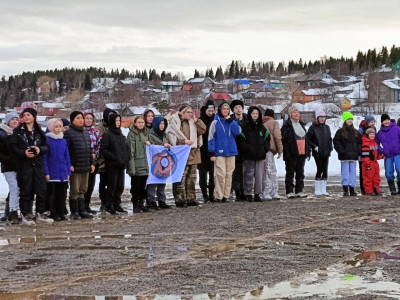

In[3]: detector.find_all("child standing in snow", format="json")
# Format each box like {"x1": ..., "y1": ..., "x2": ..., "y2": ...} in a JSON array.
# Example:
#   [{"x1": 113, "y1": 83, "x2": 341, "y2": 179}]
[{"x1": 361, "y1": 128, "x2": 382, "y2": 196}]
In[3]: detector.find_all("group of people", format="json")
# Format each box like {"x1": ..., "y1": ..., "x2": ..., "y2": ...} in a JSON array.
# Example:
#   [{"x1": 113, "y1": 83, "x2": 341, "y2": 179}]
[{"x1": 0, "y1": 99, "x2": 398, "y2": 226}]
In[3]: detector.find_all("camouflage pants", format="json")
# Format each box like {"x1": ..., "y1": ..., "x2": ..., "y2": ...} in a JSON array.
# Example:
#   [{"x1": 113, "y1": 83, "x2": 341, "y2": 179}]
[
  {"x1": 262, "y1": 152, "x2": 279, "y2": 197},
  {"x1": 175, "y1": 164, "x2": 197, "y2": 204}
]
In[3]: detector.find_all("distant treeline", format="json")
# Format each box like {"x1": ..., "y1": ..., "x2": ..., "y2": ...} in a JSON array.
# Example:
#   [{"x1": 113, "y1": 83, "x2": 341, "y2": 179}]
[{"x1": 1, "y1": 44, "x2": 399, "y2": 110}]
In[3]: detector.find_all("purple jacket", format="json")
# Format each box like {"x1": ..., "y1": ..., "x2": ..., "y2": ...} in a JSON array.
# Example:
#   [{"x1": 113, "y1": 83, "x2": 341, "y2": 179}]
[{"x1": 376, "y1": 120, "x2": 400, "y2": 157}]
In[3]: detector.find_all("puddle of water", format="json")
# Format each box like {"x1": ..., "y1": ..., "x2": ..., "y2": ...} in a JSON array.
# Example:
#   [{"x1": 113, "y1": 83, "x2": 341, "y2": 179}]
[{"x1": 15, "y1": 258, "x2": 47, "y2": 271}]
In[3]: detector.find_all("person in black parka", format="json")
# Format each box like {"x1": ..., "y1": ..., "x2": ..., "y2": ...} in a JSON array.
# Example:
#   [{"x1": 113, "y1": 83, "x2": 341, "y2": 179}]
[
  {"x1": 281, "y1": 106, "x2": 311, "y2": 198},
  {"x1": 64, "y1": 111, "x2": 95, "y2": 219},
  {"x1": 100, "y1": 113, "x2": 129, "y2": 214},
  {"x1": 236, "y1": 106, "x2": 270, "y2": 202},
  {"x1": 9, "y1": 108, "x2": 52, "y2": 225},
  {"x1": 198, "y1": 100, "x2": 216, "y2": 202},
  {"x1": 306, "y1": 109, "x2": 333, "y2": 196}
]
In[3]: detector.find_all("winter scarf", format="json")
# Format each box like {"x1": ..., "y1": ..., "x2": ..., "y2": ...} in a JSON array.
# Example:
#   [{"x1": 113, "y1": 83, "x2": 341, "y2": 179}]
[{"x1": 167, "y1": 113, "x2": 202, "y2": 148}]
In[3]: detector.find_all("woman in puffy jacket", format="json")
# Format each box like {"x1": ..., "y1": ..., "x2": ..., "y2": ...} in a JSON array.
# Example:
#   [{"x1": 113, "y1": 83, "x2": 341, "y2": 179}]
[
  {"x1": 236, "y1": 106, "x2": 270, "y2": 202},
  {"x1": 306, "y1": 109, "x2": 332, "y2": 196},
  {"x1": 375, "y1": 113, "x2": 400, "y2": 195},
  {"x1": 100, "y1": 113, "x2": 129, "y2": 214},
  {"x1": 333, "y1": 112, "x2": 361, "y2": 196}
]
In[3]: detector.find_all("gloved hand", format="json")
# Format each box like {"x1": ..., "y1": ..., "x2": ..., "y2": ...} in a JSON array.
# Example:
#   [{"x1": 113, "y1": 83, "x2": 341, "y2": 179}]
[{"x1": 314, "y1": 146, "x2": 318, "y2": 152}]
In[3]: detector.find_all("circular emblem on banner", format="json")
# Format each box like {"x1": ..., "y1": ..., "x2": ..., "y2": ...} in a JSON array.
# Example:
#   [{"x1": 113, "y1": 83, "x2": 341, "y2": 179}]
[{"x1": 151, "y1": 150, "x2": 177, "y2": 179}]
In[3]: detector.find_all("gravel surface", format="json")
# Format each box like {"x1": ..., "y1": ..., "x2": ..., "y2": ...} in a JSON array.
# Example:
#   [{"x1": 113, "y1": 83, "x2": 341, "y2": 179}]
[{"x1": 1, "y1": 178, "x2": 400, "y2": 299}]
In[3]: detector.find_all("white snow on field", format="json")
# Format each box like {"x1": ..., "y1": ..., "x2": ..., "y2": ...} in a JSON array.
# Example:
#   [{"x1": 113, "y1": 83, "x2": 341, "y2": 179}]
[{"x1": 0, "y1": 115, "x2": 389, "y2": 198}]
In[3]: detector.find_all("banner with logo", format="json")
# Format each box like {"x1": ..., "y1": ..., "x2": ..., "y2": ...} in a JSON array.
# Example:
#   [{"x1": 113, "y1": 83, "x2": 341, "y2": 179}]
[{"x1": 145, "y1": 145, "x2": 191, "y2": 185}]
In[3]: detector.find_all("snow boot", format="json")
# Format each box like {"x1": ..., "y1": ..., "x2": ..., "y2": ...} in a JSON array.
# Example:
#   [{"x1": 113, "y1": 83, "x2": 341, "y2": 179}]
[
  {"x1": 321, "y1": 180, "x2": 329, "y2": 195},
  {"x1": 343, "y1": 186, "x2": 350, "y2": 197},
  {"x1": 77, "y1": 198, "x2": 93, "y2": 218},
  {"x1": 388, "y1": 180, "x2": 397, "y2": 196},
  {"x1": 349, "y1": 186, "x2": 357, "y2": 196},
  {"x1": 314, "y1": 180, "x2": 322, "y2": 196},
  {"x1": 69, "y1": 199, "x2": 80, "y2": 220}
]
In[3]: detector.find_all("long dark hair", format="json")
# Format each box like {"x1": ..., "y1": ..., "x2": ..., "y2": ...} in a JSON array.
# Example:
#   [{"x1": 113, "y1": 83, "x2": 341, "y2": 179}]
[{"x1": 341, "y1": 121, "x2": 358, "y2": 139}]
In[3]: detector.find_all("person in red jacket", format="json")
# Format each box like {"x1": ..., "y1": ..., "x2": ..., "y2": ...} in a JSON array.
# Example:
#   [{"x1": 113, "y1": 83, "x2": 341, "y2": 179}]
[{"x1": 361, "y1": 128, "x2": 382, "y2": 196}]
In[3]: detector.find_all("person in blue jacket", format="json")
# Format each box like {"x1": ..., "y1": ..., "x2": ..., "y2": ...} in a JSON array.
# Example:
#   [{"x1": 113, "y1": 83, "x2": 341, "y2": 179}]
[
  {"x1": 208, "y1": 102, "x2": 241, "y2": 203},
  {"x1": 43, "y1": 118, "x2": 71, "y2": 221}
]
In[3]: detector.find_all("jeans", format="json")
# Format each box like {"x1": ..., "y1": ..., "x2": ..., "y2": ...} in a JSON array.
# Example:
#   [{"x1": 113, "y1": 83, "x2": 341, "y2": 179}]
[
  {"x1": 384, "y1": 154, "x2": 400, "y2": 181},
  {"x1": 4, "y1": 171, "x2": 19, "y2": 212},
  {"x1": 340, "y1": 161, "x2": 357, "y2": 187}
]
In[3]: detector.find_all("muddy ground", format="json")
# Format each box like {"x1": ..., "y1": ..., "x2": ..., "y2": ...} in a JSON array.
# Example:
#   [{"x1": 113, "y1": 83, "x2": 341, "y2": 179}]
[{"x1": 1, "y1": 177, "x2": 400, "y2": 299}]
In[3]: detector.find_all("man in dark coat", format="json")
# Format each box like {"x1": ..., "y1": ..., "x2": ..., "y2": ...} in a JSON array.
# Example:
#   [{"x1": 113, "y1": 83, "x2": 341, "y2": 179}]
[
  {"x1": 198, "y1": 100, "x2": 216, "y2": 202},
  {"x1": 281, "y1": 106, "x2": 310, "y2": 198},
  {"x1": 64, "y1": 111, "x2": 95, "y2": 219}
]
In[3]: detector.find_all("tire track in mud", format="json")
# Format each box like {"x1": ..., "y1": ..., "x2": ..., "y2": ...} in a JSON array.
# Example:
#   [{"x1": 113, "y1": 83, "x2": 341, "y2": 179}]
[{"x1": 13, "y1": 204, "x2": 400, "y2": 296}]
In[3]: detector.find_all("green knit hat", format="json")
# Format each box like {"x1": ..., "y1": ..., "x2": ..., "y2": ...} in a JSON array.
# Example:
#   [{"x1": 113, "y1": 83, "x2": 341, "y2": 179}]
[{"x1": 343, "y1": 111, "x2": 354, "y2": 122}]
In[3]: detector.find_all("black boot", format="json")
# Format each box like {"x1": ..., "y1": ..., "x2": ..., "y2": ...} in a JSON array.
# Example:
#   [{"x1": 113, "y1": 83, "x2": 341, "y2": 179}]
[
  {"x1": 388, "y1": 180, "x2": 397, "y2": 195},
  {"x1": 349, "y1": 186, "x2": 357, "y2": 196},
  {"x1": 140, "y1": 199, "x2": 150, "y2": 212},
  {"x1": 69, "y1": 199, "x2": 80, "y2": 220},
  {"x1": 343, "y1": 186, "x2": 349, "y2": 197},
  {"x1": 132, "y1": 199, "x2": 142, "y2": 213},
  {"x1": 78, "y1": 198, "x2": 93, "y2": 218},
  {"x1": 0, "y1": 195, "x2": 10, "y2": 222},
  {"x1": 235, "y1": 190, "x2": 242, "y2": 201},
  {"x1": 201, "y1": 188, "x2": 208, "y2": 202},
  {"x1": 254, "y1": 194, "x2": 262, "y2": 202},
  {"x1": 85, "y1": 198, "x2": 97, "y2": 214},
  {"x1": 114, "y1": 204, "x2": 127, "y2": 213},
  {"x1": 397, "y1": 181, "x2": 400, "y2": 195},
  {"x1": 208, "y1": 188, "x2": 215, "y2": 202},
  {"x1": 246, "y1": 195, "x2": 254, "y2": 202}
]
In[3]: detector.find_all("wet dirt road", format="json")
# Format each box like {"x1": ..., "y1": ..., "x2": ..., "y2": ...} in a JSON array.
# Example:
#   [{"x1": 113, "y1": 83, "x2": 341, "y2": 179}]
[{"x1": 1, "y1": 178, "x2": 400, "y2": 299}]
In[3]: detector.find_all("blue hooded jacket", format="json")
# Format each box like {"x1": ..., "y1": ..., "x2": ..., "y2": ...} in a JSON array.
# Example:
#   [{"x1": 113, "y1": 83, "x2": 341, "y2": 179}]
[{"x1": 208, "y1": 103, "x2": 241, "y2": 157}]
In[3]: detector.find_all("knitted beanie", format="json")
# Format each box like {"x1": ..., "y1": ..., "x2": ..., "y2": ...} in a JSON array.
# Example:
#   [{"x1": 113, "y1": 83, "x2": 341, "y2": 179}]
[
  {"x1": 5, "y1": 112, "x2": 19, "y2": 125},
  {"x1": 381, "y1": 113, "x2": 390, "y2": 123},
  {"x1": 21, "y1": 107, "x2": 37, "y2": 119},
  {"x1": 264, "y1": 108, "x2": 274, "y2": 118},
  {"x1": 70, "y1": 111, "x2": 83, "y2": 123},
  {"x1": 364, "y1": 114, "x2": 375, "y2": 125},
  {"x1": 343, "y1": 111, "x2": 354, "y2": 122},
  {"x1": 315, "y1": 109, "x2": 326, "y2": 119},
  {"x1": 365, "y1": 128, "x2": 375, "y2": 136}
]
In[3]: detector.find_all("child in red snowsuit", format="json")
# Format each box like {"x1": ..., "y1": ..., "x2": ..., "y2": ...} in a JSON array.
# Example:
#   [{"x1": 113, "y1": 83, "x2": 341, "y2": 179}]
[{"x1": 361, "y1": 128, "x2": 382, "y2": 195}]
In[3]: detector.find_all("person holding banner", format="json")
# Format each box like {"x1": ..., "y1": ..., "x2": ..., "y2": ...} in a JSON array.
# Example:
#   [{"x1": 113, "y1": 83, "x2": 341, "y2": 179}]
[
  {"x1": 147, "y1": 116, "x2": 172, "y2": 209},
  {"x1": 168, "y1": 105, "x2": 206, "y2": 207},
  {"x1": 208, "y1": 102, "x2": 241, "y2": 203}
]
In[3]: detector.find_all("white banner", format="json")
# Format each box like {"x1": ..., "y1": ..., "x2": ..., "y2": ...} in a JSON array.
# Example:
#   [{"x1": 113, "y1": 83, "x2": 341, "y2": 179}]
[{"x1": 145, "y1": 145, "x2": 191, "y2": 185}]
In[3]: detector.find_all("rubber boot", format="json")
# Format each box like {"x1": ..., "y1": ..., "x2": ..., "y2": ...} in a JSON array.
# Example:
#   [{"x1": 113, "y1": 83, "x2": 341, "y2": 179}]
[
  {"x1": 77, "y1": 198, "x2": 93, "y2": 218},
  {"x1": 132, "y1": 199, "x2": 142, "y2": 213},
  {"x1": 349, "y1": 186, "x2": 357, "y2": 196},
  {"x1": 85, "y1": 198, "x2": 97, "y2": 214},
  {"x1": 0, "y1": 195, "x2": 10, "y2": 222},
  {"x1": 314, "y1": 180, "x2": 322, "y2": 196},
  {"x1": 69, "y1": 199, "x2": 80, "y2": 220},
  {"x1": 388, "y1": 180, "x2": 397, "y2": 196},
  {"x1": 343, "y1": 186, "x2": 349, "y2": 197},
  {"x1": 321, "y1": 180, "x2": 329, "y2": 196}
]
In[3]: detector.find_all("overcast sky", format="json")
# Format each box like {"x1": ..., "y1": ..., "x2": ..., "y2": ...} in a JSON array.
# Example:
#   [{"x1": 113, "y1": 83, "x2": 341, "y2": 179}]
[{"x1": 0, "y1": 0, "x2": 398, "y2": 79}]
